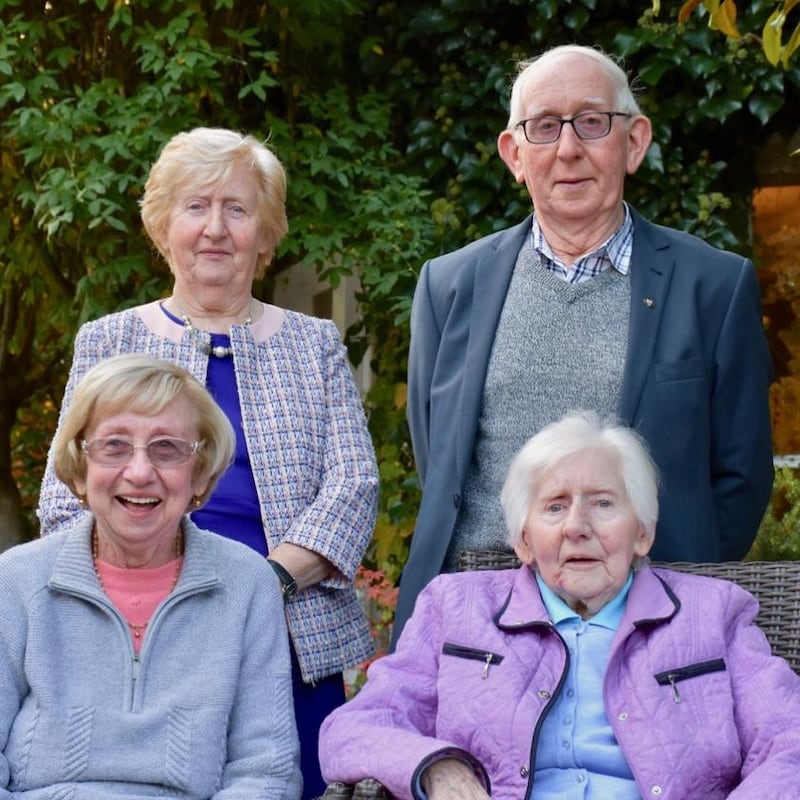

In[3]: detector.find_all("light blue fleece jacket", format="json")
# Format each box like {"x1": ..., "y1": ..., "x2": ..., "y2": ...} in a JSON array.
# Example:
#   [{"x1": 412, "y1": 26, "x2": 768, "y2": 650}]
[{"x1": 0, "y1": 516, "x2": 302, "y2": 799}]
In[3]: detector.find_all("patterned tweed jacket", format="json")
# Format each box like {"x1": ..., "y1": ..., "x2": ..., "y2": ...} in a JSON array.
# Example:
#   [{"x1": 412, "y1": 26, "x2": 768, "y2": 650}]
[{"x1": 38, "y1": 300, "x2": 379, "y2": 682}]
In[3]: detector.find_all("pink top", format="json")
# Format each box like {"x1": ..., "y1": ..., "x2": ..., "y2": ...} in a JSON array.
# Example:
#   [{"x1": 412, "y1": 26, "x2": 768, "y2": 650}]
[{"x1": 95, "y1": 558, "x2": 183, "y2": 654}]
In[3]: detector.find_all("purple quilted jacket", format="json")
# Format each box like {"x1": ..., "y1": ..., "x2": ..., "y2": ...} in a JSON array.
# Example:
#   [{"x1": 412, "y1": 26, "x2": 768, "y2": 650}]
[{"x1": 320, "y1": 565, "x2": 800, "y2": 799}]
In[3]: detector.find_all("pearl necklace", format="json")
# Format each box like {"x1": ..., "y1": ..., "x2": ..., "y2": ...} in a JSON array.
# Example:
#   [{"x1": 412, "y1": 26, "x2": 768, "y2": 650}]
[
  {"x1": 92, "y1": 530, "x2": 183, "y2": 641},
  {"x1": 181, "y1": 301, "x2": 253, "y2": 359}
]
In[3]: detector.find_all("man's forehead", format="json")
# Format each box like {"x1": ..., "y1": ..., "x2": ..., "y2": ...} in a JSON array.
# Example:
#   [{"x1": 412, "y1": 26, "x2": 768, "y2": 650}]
[{"x1": 520, "y1": 60, "x2": 614, "y2": 109}]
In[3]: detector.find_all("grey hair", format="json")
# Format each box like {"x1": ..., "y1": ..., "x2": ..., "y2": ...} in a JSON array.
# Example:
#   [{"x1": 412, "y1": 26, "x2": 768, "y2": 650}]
[
  {"x1": 500, "y1": 410, "x2": 659, "y2": 551},
  {"x1": 505, "y1": 45, "x2": 642, "y2": 129}
]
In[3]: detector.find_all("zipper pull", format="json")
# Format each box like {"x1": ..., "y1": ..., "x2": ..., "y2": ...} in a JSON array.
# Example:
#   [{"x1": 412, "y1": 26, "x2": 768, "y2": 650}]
[
  {"x1": 482, "y1": 652, "x2": 493, "y2": 680},
  {"x1": 667, "y1": 674, "x2": 681, "y2": 703}
]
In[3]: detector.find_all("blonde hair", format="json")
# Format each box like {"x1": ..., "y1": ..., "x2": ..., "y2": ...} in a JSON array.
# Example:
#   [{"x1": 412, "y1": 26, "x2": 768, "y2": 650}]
[
  {"x1": 140, "y1": 127, "x2": 288, "y2": 277},
  {"x1": 53, "y1": 354, "x2": 235, "y2": 505}
]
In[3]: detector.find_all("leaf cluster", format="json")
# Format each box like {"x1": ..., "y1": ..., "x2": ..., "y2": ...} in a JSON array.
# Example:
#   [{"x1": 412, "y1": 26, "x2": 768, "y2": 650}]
[
  {"x1": 749, "y1": 467, "x2": 800, "y2": 559},
  {"x1": 660, "y1": 0, "x2": 800, "y2": 67},
  {"x1": 3, "y1": 0, "x2": 799, "y2": 570}
]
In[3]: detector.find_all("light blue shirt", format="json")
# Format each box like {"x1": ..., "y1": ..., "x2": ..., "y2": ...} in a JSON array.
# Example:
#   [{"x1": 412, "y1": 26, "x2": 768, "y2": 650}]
[{"x1": 530, "y1": 572, "x2": 641, "y2": 800}]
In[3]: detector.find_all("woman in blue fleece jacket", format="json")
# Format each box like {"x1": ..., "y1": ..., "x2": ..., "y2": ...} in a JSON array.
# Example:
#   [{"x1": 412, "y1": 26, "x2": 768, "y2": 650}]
[{"x1": 1, "y1": 354, "x2": 301, "y2": 799}]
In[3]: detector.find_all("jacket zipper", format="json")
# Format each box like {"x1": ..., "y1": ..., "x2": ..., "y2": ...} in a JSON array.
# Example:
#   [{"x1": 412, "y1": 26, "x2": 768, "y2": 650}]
[
  {"x1": 526, "y1": 627, "x2": 570, "y2": 797},
  {"x1": 654, "y1": 658, "x2": 727, "y2": 703},
  {"x1": 441, "y1": 643, "x2": 504, "y2": 679}
]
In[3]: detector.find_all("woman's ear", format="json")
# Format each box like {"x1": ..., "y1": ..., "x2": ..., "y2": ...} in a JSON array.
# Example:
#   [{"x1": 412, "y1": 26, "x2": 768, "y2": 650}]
[
  {"x1": 73, "y1": 477, "x2": 87, "y2": 500},
  {"x1": 633, "y1": 523, "x2": 655, "y2": 560},
  {"x1": 513, "y1": 526, "x2": 537, "y2": 566},
  {"x1": 191, "y1": 477, "x2": 209, "y2": 507}
]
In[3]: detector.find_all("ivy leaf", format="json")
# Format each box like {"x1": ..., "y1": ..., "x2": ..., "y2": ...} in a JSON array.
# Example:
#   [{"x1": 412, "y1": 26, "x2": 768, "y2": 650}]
[{"x1": 747, "y1": 92, "x2": 785, "y2": 124}]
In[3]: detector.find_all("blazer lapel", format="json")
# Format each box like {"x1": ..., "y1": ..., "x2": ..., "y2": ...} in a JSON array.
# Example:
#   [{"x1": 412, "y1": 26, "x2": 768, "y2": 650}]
[
  {"x1": 619, "y1": 211, "x2": 675, "y2": 422},
  {"x1": 455, "y1": 217, "x2": 531, "y2": 478}
]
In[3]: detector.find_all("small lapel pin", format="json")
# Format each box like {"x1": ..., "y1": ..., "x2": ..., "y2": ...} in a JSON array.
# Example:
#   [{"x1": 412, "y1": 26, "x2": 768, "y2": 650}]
[{"x1": 643, "y1": 297, "x2": 655, "y2": 308}]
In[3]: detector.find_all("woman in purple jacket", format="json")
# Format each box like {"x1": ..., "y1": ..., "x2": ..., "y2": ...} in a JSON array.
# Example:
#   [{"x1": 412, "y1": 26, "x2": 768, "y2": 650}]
[{"x1": 320, "y1": 410, "x2": 800, "y2": 800}]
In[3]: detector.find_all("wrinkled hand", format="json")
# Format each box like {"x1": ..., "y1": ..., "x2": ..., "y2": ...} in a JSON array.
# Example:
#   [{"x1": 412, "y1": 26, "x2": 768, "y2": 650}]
[
  {"x1": 421, "y1": 758, "x2": 490, "y2": 800},
  {"x1": 267, "y1": 542, "x2": 334, "y2": 591}
]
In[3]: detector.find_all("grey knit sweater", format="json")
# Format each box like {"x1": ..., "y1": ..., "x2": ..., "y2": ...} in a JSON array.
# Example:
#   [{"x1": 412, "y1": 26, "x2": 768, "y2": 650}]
[
  {"x1": 0, "y1": 517, "x2": 301, "y2": 799},
  {"x1": 446, "y1": 246, "x2": 631, "y2": 567}
]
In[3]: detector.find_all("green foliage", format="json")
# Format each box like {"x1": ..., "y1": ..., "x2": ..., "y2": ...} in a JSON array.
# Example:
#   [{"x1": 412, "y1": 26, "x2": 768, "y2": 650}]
[
  {"x1": 749, "y1": 468, "x2": 800, "y2": 559},
  {"x1": 2, "y1": 0, "x2": 799, "y2": 575},
  {"x1": 267, "y1": 87, "x2": 435, "y2": 583},
  {"x1": 653, "y1": 0, "x2": 800, "y2": 67},
  {"x1": 0, "y1": 0, "x2": 374, "y2": 538},
  {"x1": 616, "y1": 3, "x2": 800, "y2": 251}
]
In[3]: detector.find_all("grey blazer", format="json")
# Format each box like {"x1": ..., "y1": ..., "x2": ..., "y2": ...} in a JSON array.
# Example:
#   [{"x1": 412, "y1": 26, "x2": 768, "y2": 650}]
[{"x1": 396, "y1": 208, "x2": 774, "y2": 640}]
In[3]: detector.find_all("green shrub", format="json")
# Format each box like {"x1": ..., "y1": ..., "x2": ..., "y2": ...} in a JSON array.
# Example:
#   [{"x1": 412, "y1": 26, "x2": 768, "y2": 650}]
[{"x1": 748, "y1": 467, "x2": 800, "y2": 560}]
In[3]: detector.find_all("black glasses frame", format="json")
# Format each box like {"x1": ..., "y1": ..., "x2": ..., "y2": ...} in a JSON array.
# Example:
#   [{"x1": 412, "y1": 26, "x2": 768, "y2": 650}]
[{"x1": 515, "y1": 111, "x2": 631, "y2": 144}]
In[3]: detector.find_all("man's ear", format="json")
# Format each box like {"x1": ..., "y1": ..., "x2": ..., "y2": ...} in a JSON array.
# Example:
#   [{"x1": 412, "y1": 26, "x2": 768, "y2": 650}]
[
  {"x1": 625, "y1": 115, "x2": 652, "y2": 176},
  {"x1": 497, "y1": 129, "x2": 526, "y2": 184}
]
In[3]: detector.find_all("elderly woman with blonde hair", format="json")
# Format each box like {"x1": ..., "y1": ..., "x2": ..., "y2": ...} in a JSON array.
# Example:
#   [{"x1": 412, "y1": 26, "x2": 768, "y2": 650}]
[
  {"x1": 320, "y1": 411, "x2": 800, "y2": 800},
  {"x1": 37, "y1": 127, "x2": 378, "y2": 799},
  {"x1": 4, "y1": 354, "x2": 301, "y2": 798}
]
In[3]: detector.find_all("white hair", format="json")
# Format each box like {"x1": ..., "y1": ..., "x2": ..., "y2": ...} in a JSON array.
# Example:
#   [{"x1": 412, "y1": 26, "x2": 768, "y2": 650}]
[
  {"x1": 506, "y1": 45, "x2": 642, "y2": 128},
  {"x1": 500, "y1": 410, "x2": 659, "y2": 549}
]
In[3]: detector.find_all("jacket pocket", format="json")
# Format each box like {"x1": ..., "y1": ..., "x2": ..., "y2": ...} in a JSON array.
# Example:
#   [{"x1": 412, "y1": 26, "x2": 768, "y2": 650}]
[
  {"x1": 655, "y1": 658, "x2": 726, "y2": 703},
  {"x1": 442, "y1": 642, "x2": 504, "y2": 679},
  {"x1": 653, "y1": 357, "x2": 705, "y2": 383}
]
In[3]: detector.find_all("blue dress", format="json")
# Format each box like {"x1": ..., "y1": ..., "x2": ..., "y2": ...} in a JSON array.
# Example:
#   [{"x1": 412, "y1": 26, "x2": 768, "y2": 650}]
[{"x1": 169, "y1": 310, "x2": 343, "y2": 800}]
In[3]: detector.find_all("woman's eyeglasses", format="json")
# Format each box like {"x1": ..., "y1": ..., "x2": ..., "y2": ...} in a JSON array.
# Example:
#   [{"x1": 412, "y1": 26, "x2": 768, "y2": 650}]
[{"x1": 81, "y1": 437, "x2": 202, "y2": 468}]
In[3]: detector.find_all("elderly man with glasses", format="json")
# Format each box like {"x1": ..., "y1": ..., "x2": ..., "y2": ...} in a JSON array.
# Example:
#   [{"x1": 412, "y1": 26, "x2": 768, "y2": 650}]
[{"x1": 393, "y1": 44, "x2": 773, "y2": 645}]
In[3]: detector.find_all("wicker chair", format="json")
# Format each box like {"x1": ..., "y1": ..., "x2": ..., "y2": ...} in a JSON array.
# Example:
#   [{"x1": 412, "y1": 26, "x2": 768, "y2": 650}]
[
  {"x1": 319, "y1": 551, "x2": 800, "y2": 799},
  {"x1": 458, "y1": 550, "x2": 800, "y2": 672}
]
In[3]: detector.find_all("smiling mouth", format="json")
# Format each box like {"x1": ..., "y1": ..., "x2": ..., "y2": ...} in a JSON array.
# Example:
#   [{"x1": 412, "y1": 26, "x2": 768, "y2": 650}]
[{"x1": 118, "y1": 495, "x2": 160, "y2": 509}]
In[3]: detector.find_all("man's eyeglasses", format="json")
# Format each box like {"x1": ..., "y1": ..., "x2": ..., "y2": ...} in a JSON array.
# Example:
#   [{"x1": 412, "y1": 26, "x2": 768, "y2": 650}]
[
  {"x1": 82, "y1": 437, "x2": 202, "y2": 468},
  {"x1": 515, "y1": 111, "x2": 631, "y2": 144}
]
